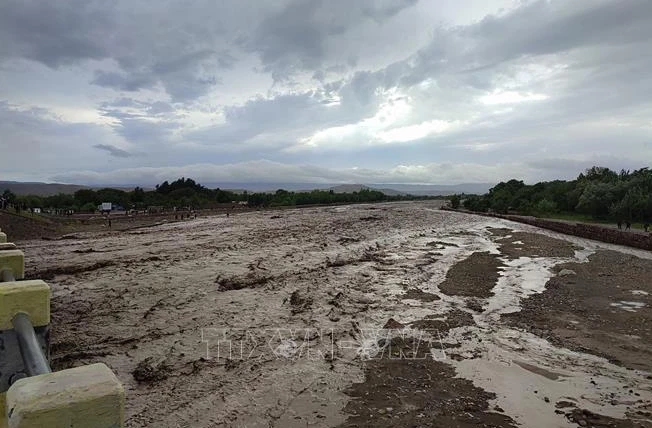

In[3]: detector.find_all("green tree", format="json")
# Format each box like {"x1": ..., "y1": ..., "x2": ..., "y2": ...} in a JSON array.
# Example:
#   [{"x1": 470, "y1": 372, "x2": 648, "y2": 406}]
[{"x1": 450, "y1": 194, "x2": 461, "y2": 209}]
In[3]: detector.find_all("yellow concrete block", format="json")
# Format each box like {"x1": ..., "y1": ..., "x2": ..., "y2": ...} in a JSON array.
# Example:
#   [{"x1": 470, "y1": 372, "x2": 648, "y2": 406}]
[
  {"x1": 6, "y1": 363, "x2": 125, "y2": 428},
  {"x1": 0, "y1": 232, "x2": 6, "y2": 243},
  {"x1": 0, "y1": 280, "x2": 50, "y2": 330},
  {"x1": 0, "y1": 250, "x2": 24, "y2": 280},
  {"x1": 1, "y1": 392, "x2": 6, "y2": 428}
]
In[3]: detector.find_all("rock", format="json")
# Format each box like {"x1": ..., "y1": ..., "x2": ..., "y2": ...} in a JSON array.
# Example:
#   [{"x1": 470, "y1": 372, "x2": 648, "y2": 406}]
[{"x1": 558, "y1": 269, "x2": 577, "y2": 277}]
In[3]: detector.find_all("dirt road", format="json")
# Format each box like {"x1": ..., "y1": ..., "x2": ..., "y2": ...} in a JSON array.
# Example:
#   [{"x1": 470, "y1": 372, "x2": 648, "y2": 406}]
[{"x1": 18, "y1": 201, "x2": 652, "y2": 427}]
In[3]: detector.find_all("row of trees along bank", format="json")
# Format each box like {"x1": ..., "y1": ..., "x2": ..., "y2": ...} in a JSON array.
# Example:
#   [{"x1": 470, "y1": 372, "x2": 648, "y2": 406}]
[
  {"x1": 453, "y1": 166, "x2": 652, "y2": 222},
  {"x1": 2, "y1": 178, "x2": 435, "y2": 213}
]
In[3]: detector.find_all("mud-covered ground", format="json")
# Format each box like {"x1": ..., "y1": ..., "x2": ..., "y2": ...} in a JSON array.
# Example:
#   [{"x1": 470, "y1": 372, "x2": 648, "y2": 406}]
[{"x1": 18, "y1": 201, "x2": 652, "y2": 427}]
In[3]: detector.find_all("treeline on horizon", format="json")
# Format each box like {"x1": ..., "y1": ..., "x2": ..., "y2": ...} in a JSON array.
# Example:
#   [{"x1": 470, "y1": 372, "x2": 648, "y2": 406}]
[
  {"x1": 1, "y1": 178, "x2": 433, "y2": 212},
  {"x1": 456, "y1": 166, "x2": 652, "y2": 222}
]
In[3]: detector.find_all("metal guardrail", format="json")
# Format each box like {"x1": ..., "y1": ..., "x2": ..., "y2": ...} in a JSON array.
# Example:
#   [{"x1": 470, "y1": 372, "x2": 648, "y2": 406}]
[
  {"x1": 0, "y1": 267, "x2": 52, "y2": 391},
  {"x1": 0, "y1": 229, "x2": 124, "y2": 427}
]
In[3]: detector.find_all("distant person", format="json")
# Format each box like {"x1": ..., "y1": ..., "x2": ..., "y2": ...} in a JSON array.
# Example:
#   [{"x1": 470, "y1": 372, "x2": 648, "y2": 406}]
[
  {"x1": 108, "y1": 219, "x2": 112, "y2": 229},
  {"x1": 625, "y1": 221, "x2": 631, "y2": 231},
  {"x1": 644, "y1": 223, "x2": 650, "y2": 232},
  {"x1": 617, "y1": 220, "x2": 622, "y2": 230}
]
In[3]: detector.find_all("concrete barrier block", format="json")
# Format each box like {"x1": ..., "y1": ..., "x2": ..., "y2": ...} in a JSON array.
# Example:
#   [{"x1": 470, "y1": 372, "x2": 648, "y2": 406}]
[
  {"x1": 0, "y1": 280, "x2": 50, "y2": 330},
  {"x1": 0, "y1": 250, "x2": 24, "y2": 280},
  {"x1": 6, "y1": 363, "x2": 125, "y2": 428},
  {"x1": 1, "y1": 392, "x2": 6, "y2": 428},
  {"x1": 0, "y1": 244, "x2": 17, "y2": 251},
  {"x1": 0, "y1": 233, "x2": 6, "y2": 244}
]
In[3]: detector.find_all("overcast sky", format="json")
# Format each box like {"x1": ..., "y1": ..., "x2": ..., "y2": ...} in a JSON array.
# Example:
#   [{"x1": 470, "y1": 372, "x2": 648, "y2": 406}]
[{"x1": 1, "y1": 0, "x2": 650, "y2": 186}]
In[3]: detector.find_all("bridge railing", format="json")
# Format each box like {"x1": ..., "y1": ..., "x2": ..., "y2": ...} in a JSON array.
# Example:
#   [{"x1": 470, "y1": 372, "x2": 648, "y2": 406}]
[{"x1": 0, "y1": 227, "x2": 125, "y2": 428}]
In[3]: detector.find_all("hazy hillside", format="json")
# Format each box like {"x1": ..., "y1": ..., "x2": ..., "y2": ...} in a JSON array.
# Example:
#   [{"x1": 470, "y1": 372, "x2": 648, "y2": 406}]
[
  {"x1": 0, "y1": 181, "x2": 145, "y2": 196},
  {"x1": 328, "y1": 184, "x2": 405, "y2": 196},
  {"x1": 1, "y1": 180, "x2": 492, "y2": 197},
  {"x1": 329, "y1": 183, "x2": 493, "y2": 196},
  {"x1": 374, "y1": 183, "x2": 493, "y2": 196},
  {"x1": 0, "y1": 181, "x2": 88, "y2": 196}
]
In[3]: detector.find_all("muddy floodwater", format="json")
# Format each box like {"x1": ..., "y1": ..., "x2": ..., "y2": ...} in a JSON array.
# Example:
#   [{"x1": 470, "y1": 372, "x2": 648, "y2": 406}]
[{"x1": 20, "y1": 201, "x2": 652, "y2": 427}]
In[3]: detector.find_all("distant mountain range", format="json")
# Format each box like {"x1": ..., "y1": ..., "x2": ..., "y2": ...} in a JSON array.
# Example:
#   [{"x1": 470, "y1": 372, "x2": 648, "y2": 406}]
[
  {"x1": 207, "y1": 182, "x2": 494, "y2": 195},
  {"x1": 0, "y1": 181, "x2": 88, "y2": 196},
  {"x1": 1, "y1": 180, "x2": 493, "y2": 197},
  {"x1": 0, "y1": 181, "x2": 138, "y2": 196}
]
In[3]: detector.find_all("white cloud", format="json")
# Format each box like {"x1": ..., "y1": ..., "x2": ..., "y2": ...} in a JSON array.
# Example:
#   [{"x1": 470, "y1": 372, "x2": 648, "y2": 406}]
[{"x1": 479, "y1": 90, "x2": 548, "y2": 105}]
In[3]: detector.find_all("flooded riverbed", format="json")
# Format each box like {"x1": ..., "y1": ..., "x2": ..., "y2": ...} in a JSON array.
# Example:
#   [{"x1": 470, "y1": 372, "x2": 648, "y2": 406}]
[{"x1": 20, "y1": 201, "x2": 652, "y2": 427}]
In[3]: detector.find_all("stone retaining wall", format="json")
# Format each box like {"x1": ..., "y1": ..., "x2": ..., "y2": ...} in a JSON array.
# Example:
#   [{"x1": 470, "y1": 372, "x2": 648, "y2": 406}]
[{"x1": 444, "y1": 208, "x2": 652, "y2": 251}]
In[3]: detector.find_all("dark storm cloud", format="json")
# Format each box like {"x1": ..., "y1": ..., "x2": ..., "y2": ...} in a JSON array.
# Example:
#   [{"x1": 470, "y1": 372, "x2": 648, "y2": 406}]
[
  {"x1": 93, "y1": 144, "x2": 132, "y2": 158},
  {"x1": 92, "y1": 71, "x2": 158, "y2": 92},
  {"x1": 246, "y1": 0, "x2": 418, "y2": 79},
  {"x1": 0, "y1": 1, "x2": 224, "y2": 101},
  {"x1": 0, "y1": 0, "x2": 113, "y2": 67}
]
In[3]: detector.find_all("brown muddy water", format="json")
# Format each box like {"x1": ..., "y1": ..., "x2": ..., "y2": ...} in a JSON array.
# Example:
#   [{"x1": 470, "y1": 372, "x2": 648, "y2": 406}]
[{"x1": 19, "y1": 201, "x2": 652, "y2": 427}]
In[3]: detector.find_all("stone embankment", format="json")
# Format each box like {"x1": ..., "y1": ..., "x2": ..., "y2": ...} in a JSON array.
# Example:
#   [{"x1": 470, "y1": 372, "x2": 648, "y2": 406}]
[{"x1": 443, "y1": 208, "x2": 652, "y2": 251}]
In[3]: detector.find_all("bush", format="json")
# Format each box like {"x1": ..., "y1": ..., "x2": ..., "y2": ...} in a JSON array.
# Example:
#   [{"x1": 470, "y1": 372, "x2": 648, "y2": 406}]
[{"x1": 450, "y1": 194, "x2": 461, "y2": 209}]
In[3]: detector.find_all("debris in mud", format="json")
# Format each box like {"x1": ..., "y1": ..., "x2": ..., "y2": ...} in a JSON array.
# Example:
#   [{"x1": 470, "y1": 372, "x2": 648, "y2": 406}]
[
  {"x1": 410, "y1": 309, "x2": 474, "y2": 336},
  {"x1": 359, "y1": 215, "x2": 381, "y2": 221},
  {"x1": 402, "y1": 287, "x2": 440, "y2": 302},
  {"x1": 556, "y1": 400, "x2": 577, "y2": 409},
  {"x1": 270, "y1": 215, "x2": 282, "y2": 219},
  {"x1": 466, "y1": 298, "x2": 484, "y2": 312},
  {"x1": 337, "y1": 235, "x2": 360, "y2": 244},
  {"x1": 288, "y1": 290, "x2": 313, "y2": 314},
  {"x1": 326, "y1": 247, "x2": 391, "y2": 267},
  {"x1": 558, "y1": 268, "x2": 577, "y2": 276},
  {"x1": 215, "y1": 272, "x2": 271, "y2": 291},
  {"x1": 326, "y1": 257, "x2": 350, "y2": 267},
  {"x1": 566, "y1": 408, "x2": 635, "y2": 428},
  {"x1": 72, "y1": 247, "x2": 101, "y2": 253},
  {"x1": 382, "y1": 318, "x2": 404, "y2": 329},
  {"x1": 30, "y1": 260, "x2": 118, "y2": 280},
  {"x1": 426, "y1": 240, "x2": 459, "y2": 248},
  {"x1": 360, "y1": 247, "x2": 390, "y2": 264},
  {"x1": 133, "y1": 357, "x2": 170, "y2": 383},
  {"x1": 328, "y1": 291, "x2": 344, "y2": 307}
]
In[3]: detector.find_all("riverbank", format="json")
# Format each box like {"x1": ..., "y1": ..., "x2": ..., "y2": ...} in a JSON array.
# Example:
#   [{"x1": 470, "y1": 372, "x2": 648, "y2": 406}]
[{"x1": 442, "y1": 207, "x2": 652, "y2": 251}]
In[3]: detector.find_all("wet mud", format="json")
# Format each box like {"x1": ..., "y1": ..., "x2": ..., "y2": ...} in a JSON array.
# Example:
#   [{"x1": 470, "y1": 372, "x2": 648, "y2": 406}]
[{"x1": 17, "y1": 201, "x2": 652, "y2": 427}]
